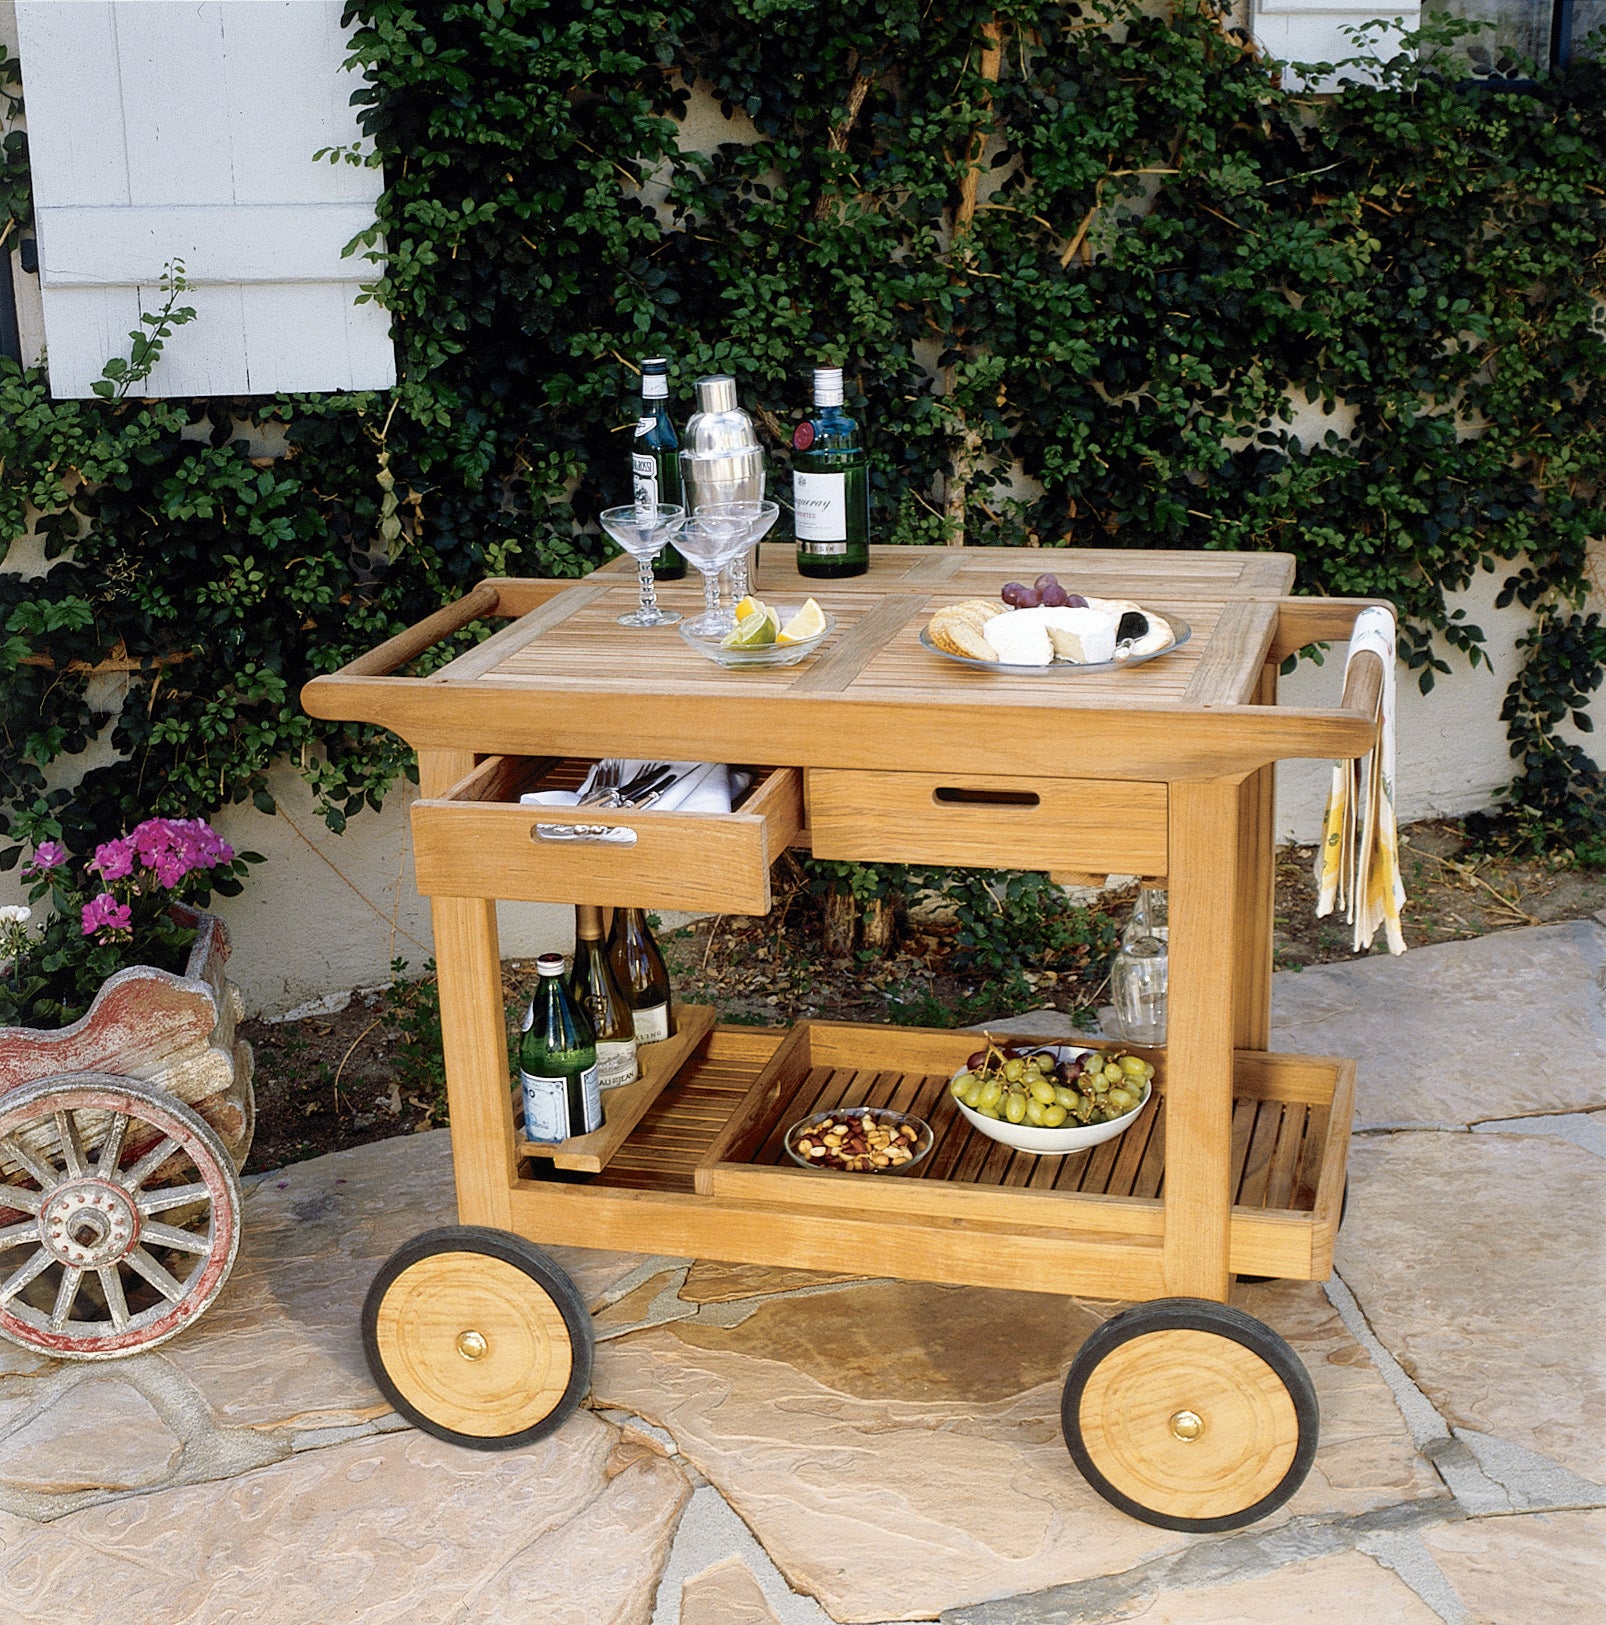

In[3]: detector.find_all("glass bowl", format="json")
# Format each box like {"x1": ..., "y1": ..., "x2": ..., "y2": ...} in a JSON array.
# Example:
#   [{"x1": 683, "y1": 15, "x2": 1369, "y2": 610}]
[
  {"x1": 784, "y1": 1106, "x2": 934, "y2": 1174},
  {"x1": 949, "y1": 1045, "x2": 1153, "y2": 1155},
  {"x1": 679, "y1": 610, "x2": 836, "y2": 669}
]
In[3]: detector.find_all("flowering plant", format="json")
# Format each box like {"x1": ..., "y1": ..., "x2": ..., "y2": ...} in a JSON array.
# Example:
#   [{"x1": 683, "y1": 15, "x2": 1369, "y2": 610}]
[{"x1": 0, "y1": 820, "x2": 260, "y2": 1029}]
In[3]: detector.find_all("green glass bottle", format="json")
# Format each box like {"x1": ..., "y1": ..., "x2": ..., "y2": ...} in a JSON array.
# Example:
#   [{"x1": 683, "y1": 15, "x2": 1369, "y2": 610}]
[
  {"x1": 569, "y1": 904, "x2": 639, "y2": 1091},
  {"x1": 518, "y1": 953, "x2": 603, "y2": 1142},
  {"x1": 633, "y1": 357, "x2": 687, "y2": 580},
  {"x1": 606, "y1": 907, "x2": 674, "y2": 1044},
  {"x1": 792, "y1": 365, "x2": 870, "y2": 579}
]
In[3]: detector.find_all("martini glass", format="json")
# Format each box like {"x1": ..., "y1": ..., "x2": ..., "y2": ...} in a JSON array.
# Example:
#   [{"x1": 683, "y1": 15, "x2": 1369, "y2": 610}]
[
  {"x1": 676, "y1": 515, "x2": 756, "y2": 636},
  {"x1": 697, "y1": 500, "x2": 780, "y2": 605},
  {"x1": 599, "y1": 503, "x2": 685, "y2": 628}
]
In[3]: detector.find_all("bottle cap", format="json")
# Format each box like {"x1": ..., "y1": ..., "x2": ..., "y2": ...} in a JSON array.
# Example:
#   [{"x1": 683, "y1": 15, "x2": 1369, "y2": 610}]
[
  {"x1": 535, "y1": 953, "x2": 566, "y2": 975},
  {"x1": 695, "y1": 374, "x2": 738, "y2": 414},
  {"x1": 813, "y1": 366, "x2": 844, "y2": 407}
]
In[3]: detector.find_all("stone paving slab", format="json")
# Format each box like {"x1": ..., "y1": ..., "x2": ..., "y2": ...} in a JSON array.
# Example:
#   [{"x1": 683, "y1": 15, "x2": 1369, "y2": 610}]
[
  {"x1": 1340, "y1": 1128, "x2": 1606, "y2": 1485},
  {"x1": 1421, "y1": 1508, "x2": 1606, "y2": 1625},
  {"x1": 1273, "y1": 920, "x2": 1606, "y2": 1129}
]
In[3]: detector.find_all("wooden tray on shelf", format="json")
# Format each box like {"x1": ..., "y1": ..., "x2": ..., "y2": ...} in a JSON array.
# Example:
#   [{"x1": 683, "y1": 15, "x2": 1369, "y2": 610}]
[{"x1": 690, "y1": 1023, "x2": 1353, "y2": 1280}]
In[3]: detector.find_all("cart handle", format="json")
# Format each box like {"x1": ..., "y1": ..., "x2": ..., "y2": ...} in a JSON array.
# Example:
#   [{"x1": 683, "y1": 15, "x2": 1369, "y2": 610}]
[
  {"x1": 335, "y1": 579, "x2": 569, "y2": 678},
  {"x1": 1268, "y1": 597, "x2": 1388, "y2": 738}
]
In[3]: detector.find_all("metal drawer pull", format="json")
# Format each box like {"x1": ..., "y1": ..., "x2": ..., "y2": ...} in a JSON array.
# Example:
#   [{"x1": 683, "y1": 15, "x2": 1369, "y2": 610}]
[
  {"x1": 932, "y1": 786, "x2": 1041, "y2": 808},
  {"x1": 532, "y1": 822, "x2": 639, "y2": 846}
]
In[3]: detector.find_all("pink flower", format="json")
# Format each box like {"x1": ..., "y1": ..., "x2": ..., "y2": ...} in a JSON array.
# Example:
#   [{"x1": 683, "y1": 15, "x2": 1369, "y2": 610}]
[
  {"x1": 23, "y1": 840, "x2": 69, "y2": 875},
  {"x1": 81, "y1": 893, "x2": 133, "y2": 936},
  {"x1": 124, "y1": 818, "x2": 233, "y2": 888},
  {"x1": 89, "y1": 837, "x2": 136, "y2": 881}
]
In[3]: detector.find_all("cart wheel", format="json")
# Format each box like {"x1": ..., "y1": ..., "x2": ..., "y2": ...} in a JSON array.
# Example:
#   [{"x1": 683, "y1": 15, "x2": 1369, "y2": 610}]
[
  {"x1": 0, "y1": 1072, "x2": 242, "y2": 1360},
  {"x1": 363, "y1": 1225, "x2": 593, "y2": 1451},
  {"x1": 1062, "y1": 1298, "x2": 1318, "y2": 1532}
]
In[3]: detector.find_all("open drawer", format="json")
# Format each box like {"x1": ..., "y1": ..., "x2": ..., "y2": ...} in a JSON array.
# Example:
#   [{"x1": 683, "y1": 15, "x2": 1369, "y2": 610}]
[{"x1": 412, "y1": 756, "x2": 804, "y2": 913}]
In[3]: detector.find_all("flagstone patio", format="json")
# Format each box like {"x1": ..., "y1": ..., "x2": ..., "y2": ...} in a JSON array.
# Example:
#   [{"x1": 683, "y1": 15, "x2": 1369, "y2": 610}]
[{"x1": 1, "y1": 921, "x2": 1602, "y2": 1624}]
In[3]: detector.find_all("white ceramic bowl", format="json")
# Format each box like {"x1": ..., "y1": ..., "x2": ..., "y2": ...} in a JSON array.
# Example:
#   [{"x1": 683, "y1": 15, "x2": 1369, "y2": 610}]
[{"x1": 950, "y1": 1045, "x2": 1152, "y2": 1155}]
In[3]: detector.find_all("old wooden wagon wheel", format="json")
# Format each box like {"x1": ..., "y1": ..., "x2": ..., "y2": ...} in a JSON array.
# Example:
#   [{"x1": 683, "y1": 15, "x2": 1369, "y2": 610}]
[
  {"x1": 1062, "y1": 1298, "x2": 1318, "y2": 1532},
  {"x1": 363, "y1": 1226, "x2": 593, "y2": 1450},
  {"x1": 0, "y1": 1072, "x2": 242, "y2": 1359}
]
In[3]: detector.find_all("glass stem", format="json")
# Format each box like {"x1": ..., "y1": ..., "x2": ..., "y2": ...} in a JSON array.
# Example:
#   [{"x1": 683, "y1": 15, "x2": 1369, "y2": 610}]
[
  {"x1": 637, "y1": 556, "x2": 660, "y2": 617},
  {"x1": 729, "y1": 554, "x2": 750, "y2": 603},
  {"x1": 703, "y1": 568, "x2": 721, "y2": 621}
]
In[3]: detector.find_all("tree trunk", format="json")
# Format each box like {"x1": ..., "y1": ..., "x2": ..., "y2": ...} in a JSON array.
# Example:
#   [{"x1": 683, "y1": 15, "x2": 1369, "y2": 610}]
[
  {"x1": 861, "y1": 895, "x2": 897, "y2": 952},
  {"x1": 822, "y1": 887, "x2": 859, "y2": 959}
]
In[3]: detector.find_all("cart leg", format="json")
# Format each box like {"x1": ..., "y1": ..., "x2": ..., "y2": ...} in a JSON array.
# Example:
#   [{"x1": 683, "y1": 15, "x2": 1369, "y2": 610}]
[
  {"x1": 1164, "y1": 777, "x2": 1242, "y2": 1301},
  {"x1": 1232, "y1": 664, "x2": 1278, "y2": 1051},
  {"x1": 431, "y1": 894, "x2": 518, "y2": 1233}
]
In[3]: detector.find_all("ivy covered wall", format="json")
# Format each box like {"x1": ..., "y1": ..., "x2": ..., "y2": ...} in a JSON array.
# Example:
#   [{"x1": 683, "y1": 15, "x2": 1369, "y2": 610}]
[{"x1": 1, "y1": 0, "x2": 1603, "y2": 868}]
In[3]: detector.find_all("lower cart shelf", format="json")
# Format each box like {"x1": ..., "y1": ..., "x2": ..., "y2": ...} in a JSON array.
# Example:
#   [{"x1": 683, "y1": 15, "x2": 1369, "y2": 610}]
[{"x1": 536, "y1": 1021, "x2": 1352, "y2": 1284}]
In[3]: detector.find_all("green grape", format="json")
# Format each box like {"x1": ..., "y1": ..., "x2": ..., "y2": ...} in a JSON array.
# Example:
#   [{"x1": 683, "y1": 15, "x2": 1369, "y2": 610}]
[
  {"x1": 1119, "y1": 1055, "x2": 1147, "y2": 1077},
  {"x1": 1089, "y1": 1073, "x2": 1110, "y2": 1093},
  {"x1": 950, "y1": 1072, "x2": 972, "y2": 1099},
  {"x1": 1005, "y1": 1092, "x2": 1028, "y2": 1124},
  {"x1": 1103, "y1": 1063, "x2": 1123, "y2": 1084},
  {"x1": 978, "y1": 1079, "x2": 1003, "y2": 1110},
  {"x1": 961, "y1": 1079, "x2": 986, "y2": 1108},
  {"x1": 1029, "y1": 1078, "x2": 1056, "y2": 1104},
  {"x1": 1042, "y1": 1103, "x2": 1068, "y2": 1127},
  {"x1": 1053, "y1": 1085, "x2": 1079, "y2": 1108},
  {"x1": 1025, "y1": 1097, "x2": 1049, "y2": 1126},
  {"x1": 1108, "y1": 1087, "x2": 1134, "y2": 1113},
  {"x1": 1003, "y1": 1059, "x2": 1025, "y2": 1082},
  {"x1": 979, "y1": 1101, "x2": 1002, "y2": 1119}
]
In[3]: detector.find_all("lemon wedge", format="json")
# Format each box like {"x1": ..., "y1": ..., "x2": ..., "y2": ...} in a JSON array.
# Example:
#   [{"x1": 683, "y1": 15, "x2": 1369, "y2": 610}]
[
  {"x1": 777, "y1": 598, "x2": 827, "y2": 644},
  {"x1": 721, "y1": 607, "x2": 778, "y2": 649},
  {"x1": 734, "y1": 595, "x2": 767, "y2": 623}
]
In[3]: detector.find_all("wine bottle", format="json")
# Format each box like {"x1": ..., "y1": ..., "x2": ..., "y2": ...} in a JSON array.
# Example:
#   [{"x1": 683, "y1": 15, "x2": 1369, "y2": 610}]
[
  {"x1": 792, "y1": 365, "x2": 870, "y2": 579},
  {"x1": 607, "y1": 907, "x2": 674, "y2": 1044},
  {"x1": 518, "y1": 953, "x2": 604, "y2": 1142},
  {"x1": 633, "y1": 357, "x2": 687, "y2": 580},
  {"x1": 570, "y1": 904, "x2": 639, "y2": 1090}
]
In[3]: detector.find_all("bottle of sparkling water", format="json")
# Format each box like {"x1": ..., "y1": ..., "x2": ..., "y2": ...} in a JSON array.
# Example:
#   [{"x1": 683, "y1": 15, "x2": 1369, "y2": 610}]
[
  {"x1": 793, "y1": 365, "x2": 869, "y2": 579},
  {"x1": 570, "y1": 905, "x2": 639, "y2": 1090},
  {"x1": 519, "y1": 953, "x2": 604, "y2": 1142},
  {"x1": 633, "y1": 357, "x2": 686, "y2": 580},
  {"x1": 606, "y1": 908, "x2": 674, "y2": 1044}
]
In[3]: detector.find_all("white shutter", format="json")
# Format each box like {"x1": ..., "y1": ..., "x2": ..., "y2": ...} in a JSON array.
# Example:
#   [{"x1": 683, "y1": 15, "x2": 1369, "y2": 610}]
[
  {"x1": 1254, "y1": 3, "x2": 1422, "y2": 91},
  {"x1": 14, "y1": 0, "x2": 394, "y2": 398}
]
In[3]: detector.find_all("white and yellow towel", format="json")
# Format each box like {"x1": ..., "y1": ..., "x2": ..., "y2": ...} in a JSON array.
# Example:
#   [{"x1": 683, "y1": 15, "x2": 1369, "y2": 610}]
[{"x1": 1315, "y1": 606, "x2": 1407, "y2": 954}]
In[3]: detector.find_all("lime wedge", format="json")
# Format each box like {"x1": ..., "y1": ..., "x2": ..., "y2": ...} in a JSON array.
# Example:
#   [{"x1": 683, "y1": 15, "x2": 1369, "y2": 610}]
[
  {"x1": 735, "y1": 595, "x2": 767, "y2": 623},
  {"x1": 721, "y1": 608, "x2": 778, "y2": 649},
  {"x1": 777, "y1": 598, "x2": 827, "y2": 644}
]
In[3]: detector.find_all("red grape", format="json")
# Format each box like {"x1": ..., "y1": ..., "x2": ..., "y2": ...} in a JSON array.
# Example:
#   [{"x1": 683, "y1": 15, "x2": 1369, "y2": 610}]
[
  {"x1": 1000, "y1": 581, "x2": 1040, "y2": 608},
  {"x1": 1039, "y1": 581, "x2": 1069, "y2": 606},
  {"x1": 1063, "y1": 592, "x2": 1088, "y2": 608}
]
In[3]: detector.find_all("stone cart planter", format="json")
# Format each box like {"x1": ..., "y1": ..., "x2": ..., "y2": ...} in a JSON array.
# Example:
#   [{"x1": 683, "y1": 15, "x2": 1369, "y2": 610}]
[{"x1": 0, "y1": 907, "x2": 254, "y2": 1359}]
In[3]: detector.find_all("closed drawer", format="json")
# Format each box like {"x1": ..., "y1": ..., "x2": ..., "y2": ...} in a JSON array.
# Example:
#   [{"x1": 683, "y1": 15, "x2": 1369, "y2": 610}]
[
  {"x1": 806, "y1": 769, "x2": 1167, "y2": 875},
  {"x1": 412, "y1": 757, "x2": 804, "y2": 914}
]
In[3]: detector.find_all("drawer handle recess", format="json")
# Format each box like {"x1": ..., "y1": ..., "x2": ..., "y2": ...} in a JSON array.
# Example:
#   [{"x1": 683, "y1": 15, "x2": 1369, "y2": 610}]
[
  {"x1": 532, "y1": 822, "x2": 640, "y2": 846},
  {"x1": 932, "y1": 786, "x2": 1041, "y2": 808}
]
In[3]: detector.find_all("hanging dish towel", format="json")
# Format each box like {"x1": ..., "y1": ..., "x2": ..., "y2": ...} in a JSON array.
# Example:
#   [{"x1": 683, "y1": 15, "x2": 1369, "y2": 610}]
[{"x1": 1314, "y1": 606, "x2": 1407, "y2": 955}]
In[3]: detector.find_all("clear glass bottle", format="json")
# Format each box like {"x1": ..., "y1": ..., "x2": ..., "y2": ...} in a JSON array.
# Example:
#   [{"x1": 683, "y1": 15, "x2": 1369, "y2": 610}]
[
  {"x1": 633, "y1": 358, "x2": 686, "y2": 580},
  {"x1": 1112, "y1": 935, "x2": 1168, "y2": 1047},
  {"x1": 570, "y1": 904, "x2": 639, "y2": 1090},
  {"x1": 518, "y1": 952, "x2": 604, "y2": 1142},
  {"x1": 792, "y1": 365, "x2": 870, "y2": 578},
  {"x1": 606, "y1": 907, "x2": 674, "y2": 1044}
]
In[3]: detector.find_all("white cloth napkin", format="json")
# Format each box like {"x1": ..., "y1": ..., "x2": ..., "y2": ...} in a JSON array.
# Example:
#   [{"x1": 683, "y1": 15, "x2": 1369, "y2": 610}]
[{"x1": 1315, "y1": 606, "x2": 1406, "y2": 954}]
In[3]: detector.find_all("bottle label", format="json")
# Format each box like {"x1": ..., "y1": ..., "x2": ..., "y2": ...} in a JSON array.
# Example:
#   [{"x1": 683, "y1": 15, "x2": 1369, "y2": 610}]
[
  {"x1": 579, "y1": 1063, "x2": 604, "y2": 1132},
  {"x1": 633, "y1": 1001, "x2": 671, "y2": 1044},
  {"x1": 520, "y1": 1071, "x2": 569, "y2": 1142},
  {"x1": 792, "y1": 421, "x2": 815, "y2": 451},
  {"x1": 632, "y1": 450, "x2": 659, "y2": 517},
  {"x1": 794, "y1": 471, "x2": 847, "y2": 541},
  {"x1": 596, "y1": 1038, "x2": 638, "y2": 1090}
]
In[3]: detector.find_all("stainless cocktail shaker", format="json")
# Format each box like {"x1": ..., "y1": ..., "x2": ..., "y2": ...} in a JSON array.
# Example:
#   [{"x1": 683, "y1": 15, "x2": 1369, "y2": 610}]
[{"x1": 681, "y1": 375, "x2": 765, "y2": 511}]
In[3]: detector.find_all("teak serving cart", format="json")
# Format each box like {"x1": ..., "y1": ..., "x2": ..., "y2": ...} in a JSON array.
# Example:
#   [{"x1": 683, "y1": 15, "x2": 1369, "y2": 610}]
[{"x1": 302, "y1": 546, "x2": 1385, "y2": 1533}]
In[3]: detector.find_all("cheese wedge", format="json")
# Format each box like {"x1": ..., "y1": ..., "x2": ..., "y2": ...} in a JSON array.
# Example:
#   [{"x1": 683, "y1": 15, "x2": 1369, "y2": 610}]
[{"x1": 983, "y1": 610, "x2": 1054, "y2": 665}]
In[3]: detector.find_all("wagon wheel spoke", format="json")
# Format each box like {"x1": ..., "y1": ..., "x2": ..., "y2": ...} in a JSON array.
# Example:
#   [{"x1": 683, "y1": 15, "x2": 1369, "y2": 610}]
[
  {"x1": 56, "y1": 1111, "x2": 88, "y2": 1180},
  {"x1": 126, "y1": 1246, "x2": 186, "y2": 1303},
  {"x1": 50, "y1": 1264, "x2": 84, "y2": 1330},
  {"x1": 120, "y1": 1135, "x2": 180, "y2": 1193},
  {"x1": 0, "y1": 1184, "x2": 45, "y2": 1215},
  {"x1": 139, "y1": 1219, "x2": 211, "y2": 1256},
  {"x1": 0, "y1": 1246, "x2": 54, "y2": 1305},
  {"x1": 0, "y1": 1135, "x2": 61, "y2": 1194},
  {"x1": 135, "y1": 1181, "x2": 212, "y2": 1217},
  {"x1": 96, "y1": 1109, "x2": 130, "y2": 1173},
  {"x1": 0, "y1": 1221, "x2": 39, "y2": 1251},
  {"x1": 97, "y1": 1266, "x2": 131, "y2": 1332}
]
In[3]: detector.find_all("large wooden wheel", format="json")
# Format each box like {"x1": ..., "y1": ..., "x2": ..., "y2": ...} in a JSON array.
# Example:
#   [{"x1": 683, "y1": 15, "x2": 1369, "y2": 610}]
[
  {"x1": 1062, "y1": 1298, "x2": 1318, "y2": 1532},
  {"x1": 0, "y1": 1072, "x2": 241, "y2": 1359},
  {"x1": 362, "y1": 1226, "x2": 593, "y2": 1450}
]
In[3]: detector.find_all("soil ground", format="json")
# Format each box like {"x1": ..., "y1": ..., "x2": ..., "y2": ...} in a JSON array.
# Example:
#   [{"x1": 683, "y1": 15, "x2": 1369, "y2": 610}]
[{"x1": 239, "y1": 818, "x2": 1606, "y2": 1175}]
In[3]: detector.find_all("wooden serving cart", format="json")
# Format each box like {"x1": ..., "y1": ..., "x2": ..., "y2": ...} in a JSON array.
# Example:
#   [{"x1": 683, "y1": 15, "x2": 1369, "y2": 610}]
[{"x1": 301, "y1": 546, "x2": 1385, "y2": 1533}]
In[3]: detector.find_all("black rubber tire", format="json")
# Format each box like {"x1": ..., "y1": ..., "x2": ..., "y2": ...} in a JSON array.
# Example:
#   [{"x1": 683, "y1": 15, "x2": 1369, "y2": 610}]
[
  {"x1": 1062, "y1": 1297, "x2": 1319, "y2": 1532},
  {"x1": 1236, "y1": 1179, "x2": 1349, "y2": 1285},
  {"x1": 362, "y1": 1225, "x2": 593, "y2": 1451}
]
